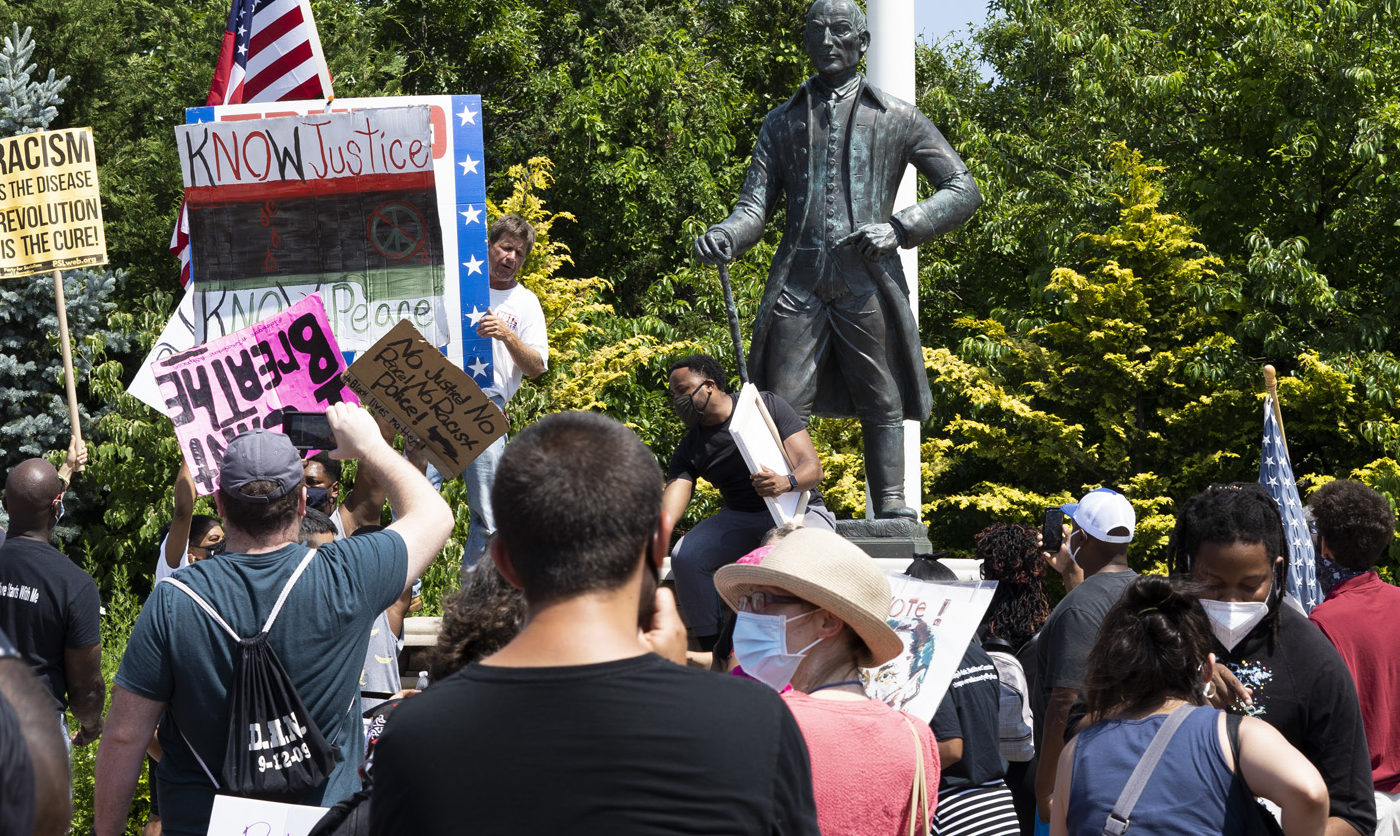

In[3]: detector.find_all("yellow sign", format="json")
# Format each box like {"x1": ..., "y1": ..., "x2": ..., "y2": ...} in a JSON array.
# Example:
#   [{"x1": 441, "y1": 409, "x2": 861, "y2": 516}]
[{"x1": 0, "y1": 127, "x2": 106, "y2": 278}]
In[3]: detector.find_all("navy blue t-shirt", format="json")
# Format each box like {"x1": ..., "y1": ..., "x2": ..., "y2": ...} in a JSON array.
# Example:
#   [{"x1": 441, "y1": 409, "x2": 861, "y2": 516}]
[{"x1": 116, "y1": 531, "x2": 407, "y2": 835}]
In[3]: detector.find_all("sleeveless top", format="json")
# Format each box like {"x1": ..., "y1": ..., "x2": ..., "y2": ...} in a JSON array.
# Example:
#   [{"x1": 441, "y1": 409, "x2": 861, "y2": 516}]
[{"x1": 1067, "y1": 705, "x2": 1252, "y2": 835}]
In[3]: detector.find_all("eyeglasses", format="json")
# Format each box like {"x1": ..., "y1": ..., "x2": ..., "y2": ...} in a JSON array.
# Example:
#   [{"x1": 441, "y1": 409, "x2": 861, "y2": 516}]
[
  {"x1": 736, "y1": 591, "x2": 808, "y2": 613},
  {"x1": 673, "y1": 379, "x2": 710, "y2": 400}
]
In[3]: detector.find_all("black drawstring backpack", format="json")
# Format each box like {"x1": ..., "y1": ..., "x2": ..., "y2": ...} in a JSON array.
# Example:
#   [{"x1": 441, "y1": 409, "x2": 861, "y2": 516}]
[{"x1": 161, "y1": 549, "x2": 342, "y2": 799}]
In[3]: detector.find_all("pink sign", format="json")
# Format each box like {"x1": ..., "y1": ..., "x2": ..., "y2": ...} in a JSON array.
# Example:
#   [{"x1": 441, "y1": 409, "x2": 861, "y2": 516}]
[{"x1": 152, "y1": 294, "x2": 359, "y2": 495}]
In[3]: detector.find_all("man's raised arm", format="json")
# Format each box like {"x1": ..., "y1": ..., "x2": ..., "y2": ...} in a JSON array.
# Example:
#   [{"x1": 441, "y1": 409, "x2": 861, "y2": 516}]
[{"x1": 325, "y1": 403, "x2": 453, "y2": 593}]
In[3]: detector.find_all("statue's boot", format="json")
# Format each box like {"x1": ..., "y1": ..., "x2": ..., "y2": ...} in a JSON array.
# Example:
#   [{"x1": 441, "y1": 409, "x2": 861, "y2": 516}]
[{"x1": 864, "y1": 422, "x2": 918, "y2": 520}]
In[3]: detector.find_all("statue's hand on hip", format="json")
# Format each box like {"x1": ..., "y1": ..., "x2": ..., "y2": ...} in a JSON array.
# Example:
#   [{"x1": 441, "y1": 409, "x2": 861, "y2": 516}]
[
  {"x1": 840, "y1": 222, "x2": 900, "y2": 259},
  {"x1": 693, "y1": 227, "x2": 735, "y2": 265}
]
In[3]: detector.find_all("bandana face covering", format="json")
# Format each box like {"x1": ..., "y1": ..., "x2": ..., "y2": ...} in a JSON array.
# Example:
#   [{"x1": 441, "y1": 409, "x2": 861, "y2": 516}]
[
  {"x1": 1316, "y1": 555, "x2": 1366, "y2": 595},
  {"x1": 732, "y1": 610, "x2": 822, "y2": 692},
  {"x1": 1199, "y1": 599, "x2": 1270, "y2": 651}
]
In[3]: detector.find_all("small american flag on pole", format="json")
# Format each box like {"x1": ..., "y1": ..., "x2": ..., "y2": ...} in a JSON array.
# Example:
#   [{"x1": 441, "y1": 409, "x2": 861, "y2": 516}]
[
  {"x1": 169, "y1": 0, "x2": 333, "y2": 285},
  {"x1": 1259, "y1": 393, "x2": 1323, "y2": 612}
]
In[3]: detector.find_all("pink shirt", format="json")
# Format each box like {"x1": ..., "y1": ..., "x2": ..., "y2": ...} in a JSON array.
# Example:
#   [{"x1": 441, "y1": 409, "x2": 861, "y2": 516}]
[{"x1": 782, "y1": 690, "x2": 939, "y2": 835}]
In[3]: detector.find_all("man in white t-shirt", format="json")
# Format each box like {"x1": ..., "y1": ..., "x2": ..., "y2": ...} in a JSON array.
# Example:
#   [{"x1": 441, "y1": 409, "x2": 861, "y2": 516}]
[{"x1": 456, "y1": 214, "x2": 548, "y2": 575}]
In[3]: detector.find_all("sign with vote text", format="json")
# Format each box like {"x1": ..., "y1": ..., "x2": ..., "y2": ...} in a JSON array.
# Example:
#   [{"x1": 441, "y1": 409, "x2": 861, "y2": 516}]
[
  {"x1": 863, "y1": 576, "x2": 997, "y2": 722},
  {"x1": 343, "y1": 318, "x2": 506, "y2": 476},
  {"x1": 152, "y1": 294, "x2": 358, "y2": 495},
  {"x1": 0, "y1": 127, "x2": 106, "y2": 278}
]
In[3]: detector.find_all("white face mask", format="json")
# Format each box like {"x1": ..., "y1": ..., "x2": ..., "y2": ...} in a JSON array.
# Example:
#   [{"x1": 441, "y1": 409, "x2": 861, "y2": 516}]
[
  {"x1": 1068, "y1": 529, "x2": 1083, "y2": 566},
  {"x1": 1199, "y1": 599, "x2": 1270, "y2": 651},
  {"x1": 732, "y1": 610, "x2": 822, "y2": 692}
]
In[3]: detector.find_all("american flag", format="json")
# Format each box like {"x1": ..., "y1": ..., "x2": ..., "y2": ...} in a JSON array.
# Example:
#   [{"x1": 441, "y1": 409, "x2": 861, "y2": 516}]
[
  {"x1": 1259, "y1": 395, "x2": 1323, "y2": 612},
  {"x1": 169, "y1": 0, "x2": 333, "y2": 285}
]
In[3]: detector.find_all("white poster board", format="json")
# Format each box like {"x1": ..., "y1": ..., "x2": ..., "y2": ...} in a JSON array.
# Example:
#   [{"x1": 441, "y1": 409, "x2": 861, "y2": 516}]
[
  {"x1": 862, "y1": 577, "x2": 997, "y2": 723},
  {"x1": 206, "y1": 795, "x2": 328, "y2": 836},
  {"x1": 729, "y1": 383, "x2": 808, "y2": 526}
]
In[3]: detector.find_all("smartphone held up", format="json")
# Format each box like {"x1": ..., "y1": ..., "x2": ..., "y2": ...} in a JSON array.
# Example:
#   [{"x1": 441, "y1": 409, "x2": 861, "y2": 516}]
[{"x1": 282, "y1": 408, "x2": 337, "y2": 452}]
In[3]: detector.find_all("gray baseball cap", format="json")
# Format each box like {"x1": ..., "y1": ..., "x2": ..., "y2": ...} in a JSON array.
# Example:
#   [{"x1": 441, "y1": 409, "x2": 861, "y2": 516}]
[{"x1": 219, "y1": 429, "x2": 303, "y2": 502}]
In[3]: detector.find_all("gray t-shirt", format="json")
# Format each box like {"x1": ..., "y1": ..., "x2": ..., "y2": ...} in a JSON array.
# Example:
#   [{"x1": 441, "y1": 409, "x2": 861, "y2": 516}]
[
  {"x1": 1031, "y1": 569, "x2": 1136, "y2": 746},
  {"x1": 116, "y1": 531, "x2": 407, "y2": 835},
  {"x1": 359, "y1": 610, "x2": 403, "y2": 718}
]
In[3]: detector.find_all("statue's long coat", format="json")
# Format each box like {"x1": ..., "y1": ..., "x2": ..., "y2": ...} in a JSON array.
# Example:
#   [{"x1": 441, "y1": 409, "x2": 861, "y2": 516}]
[{"x1": 714, "y1": 75, "x2": 981, "y2": 421}]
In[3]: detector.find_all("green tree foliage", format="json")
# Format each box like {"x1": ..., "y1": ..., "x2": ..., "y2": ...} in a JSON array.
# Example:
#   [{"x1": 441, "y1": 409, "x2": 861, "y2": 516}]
[
  {"x1": 914, "y1": 3, "x2": 1400, "y2": 570},
  {"x1": 920, "y1": 145, "x2": 1251, "y2": 562},
  {"x1": 931, "y1": 0, "x2": 1400, "y2": 389},
  {"x1": 382, "y1": 0, "x2": 810, "y2": 307}
]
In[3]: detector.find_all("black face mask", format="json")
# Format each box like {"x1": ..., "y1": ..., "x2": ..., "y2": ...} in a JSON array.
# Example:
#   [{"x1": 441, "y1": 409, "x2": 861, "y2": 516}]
[
  {"x1": 672, "y1": 381, "x2": 713, "y2": 429},
  {"x1": 306, "y1": 486, "x2": 335, "y2": 513}
]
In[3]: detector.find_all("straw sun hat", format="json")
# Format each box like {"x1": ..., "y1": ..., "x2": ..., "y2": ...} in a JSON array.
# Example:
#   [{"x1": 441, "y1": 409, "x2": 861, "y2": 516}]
[{"x1": 714, "y1": 527, "x2": 903, "y2": 667}]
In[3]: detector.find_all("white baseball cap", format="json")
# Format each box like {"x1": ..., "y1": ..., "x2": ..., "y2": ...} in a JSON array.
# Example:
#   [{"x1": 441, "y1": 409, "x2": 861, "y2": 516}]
[{"x1": 1061, "y1": 488, "x2": 1135, "y2": 544}]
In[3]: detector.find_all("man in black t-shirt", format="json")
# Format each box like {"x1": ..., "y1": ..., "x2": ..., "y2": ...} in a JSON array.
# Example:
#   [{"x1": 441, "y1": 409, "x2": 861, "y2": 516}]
[
  {"x1": 662, "y1": 354, "x2": 835, "y2": 646},
  {"x1": 369, "y1": 412, "x2": 820, "y2": 835},
  {"x1": 0, "y1": 457, "x2": 103, "y2": 747}
]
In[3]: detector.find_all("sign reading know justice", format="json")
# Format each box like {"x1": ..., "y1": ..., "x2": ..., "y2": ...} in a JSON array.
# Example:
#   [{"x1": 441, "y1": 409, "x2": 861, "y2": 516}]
[
  {"x1": 0, "y1": 127, "x2": 106, "y2": 278},
  {"x1": 343, "y1": 318, "x2": 506, "y2": 476}
]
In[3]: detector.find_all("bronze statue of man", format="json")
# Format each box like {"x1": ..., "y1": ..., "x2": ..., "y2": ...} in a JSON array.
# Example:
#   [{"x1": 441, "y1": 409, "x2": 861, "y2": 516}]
[{"x1": 694, "y1": 0, "x2": 981, "y2": 519}]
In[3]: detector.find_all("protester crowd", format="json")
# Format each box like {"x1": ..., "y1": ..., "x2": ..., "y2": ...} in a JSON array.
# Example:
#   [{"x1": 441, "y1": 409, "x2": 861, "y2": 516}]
[{"x1": 0, "y1": 217, "x2": 1396, "y2": 836}]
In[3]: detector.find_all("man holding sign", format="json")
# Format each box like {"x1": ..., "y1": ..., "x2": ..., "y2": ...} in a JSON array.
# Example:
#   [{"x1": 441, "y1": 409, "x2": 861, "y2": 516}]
[
  {"x1": 662, "y1": 354, "x2": 834, "y2": 649},
  {"x1": 449, "y1": 214, "x2": 548, "y2": 575}
]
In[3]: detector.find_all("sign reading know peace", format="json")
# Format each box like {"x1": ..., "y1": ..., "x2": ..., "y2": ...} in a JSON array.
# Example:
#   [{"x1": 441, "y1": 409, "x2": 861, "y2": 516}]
[{"x1": 342, "y1": 318, "x2": 506, "y2": 476}]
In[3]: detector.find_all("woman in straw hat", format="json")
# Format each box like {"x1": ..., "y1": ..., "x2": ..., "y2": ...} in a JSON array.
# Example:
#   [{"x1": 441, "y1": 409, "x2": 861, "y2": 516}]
[{"x1": 714, "y1": 527, "x2": 937, "y2": 836}]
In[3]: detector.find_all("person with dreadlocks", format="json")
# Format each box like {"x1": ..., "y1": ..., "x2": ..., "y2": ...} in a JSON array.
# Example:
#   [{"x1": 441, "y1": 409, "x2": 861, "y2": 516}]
[
  {"x1": 975, "y1": 522, "x2": 1048, "y2": 831},
  {"x1": 977, "y1": 523, "x2": 1050, "y2": 652},
  {"x1": 1050, "y1": 574, "x2": 1327, "y2": 836},
  {"x1": 1168, "y1": 482, "x2": 1375, "y2": 836}
]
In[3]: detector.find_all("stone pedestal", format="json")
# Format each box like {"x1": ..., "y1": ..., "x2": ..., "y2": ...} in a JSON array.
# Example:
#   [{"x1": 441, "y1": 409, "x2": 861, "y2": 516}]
[{"x1": 836, "y1": 517, "x2": 933, "y2": 561}]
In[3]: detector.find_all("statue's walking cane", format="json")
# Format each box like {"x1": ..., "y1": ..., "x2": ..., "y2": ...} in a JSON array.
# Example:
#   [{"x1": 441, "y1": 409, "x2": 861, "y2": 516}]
[{"x1": 717, "y1": 262, "x2": 750, "y2": 385}]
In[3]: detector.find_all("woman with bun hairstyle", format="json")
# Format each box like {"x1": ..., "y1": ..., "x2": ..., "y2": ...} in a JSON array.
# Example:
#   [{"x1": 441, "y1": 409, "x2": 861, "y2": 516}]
[
  {"x1": 1050, "y1": 574, "x2": 1327, "y2": 835},
  {"x1": 714, "y1": 527, "x2": 937, "y2": 836},
  {"x1": 1168, "y1": 483, "x2": 1375, "y2": 836}
]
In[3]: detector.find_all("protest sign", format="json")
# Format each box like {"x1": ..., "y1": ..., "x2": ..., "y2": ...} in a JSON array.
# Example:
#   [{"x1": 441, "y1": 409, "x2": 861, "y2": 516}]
[
  {"x1": 343, "y1": 318, "x2": 506, "y2": 476},
  {"x1": 729, "y1": 383, "x2": 809, "y2": 526},
  {"x1": 152, "y1": 294, "x2": 358, "y2": 495},
  {"x1": 206, "y1": 795, "x2": 327, "y2": 836},
  {"x1": 0, "y1": 127, "x2": 106, "y2": 278},
  {"x1": 862, "y1": 576, "x2": 997, "y2": 723},
  {"x1": 129, "y1": 94, "x2": 492, "y2": 414},
  {"x1": 175, "y1": 106, "x2": 445, "y2": 355},
  {"x1": 0, "y1": 126, "x2": 109, "y2": 444}
]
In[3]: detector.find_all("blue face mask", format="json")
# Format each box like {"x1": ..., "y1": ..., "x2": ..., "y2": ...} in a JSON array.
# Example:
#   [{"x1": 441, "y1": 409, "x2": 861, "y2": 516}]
[{"x1": 732, "y1": 610, "x2": 822, "y2": 692}]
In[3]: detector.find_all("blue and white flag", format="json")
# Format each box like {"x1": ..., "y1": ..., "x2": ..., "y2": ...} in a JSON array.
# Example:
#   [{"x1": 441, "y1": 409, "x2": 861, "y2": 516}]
[{"x1": 1259, "y1": 396, "x2": 1322, "y2": 612}]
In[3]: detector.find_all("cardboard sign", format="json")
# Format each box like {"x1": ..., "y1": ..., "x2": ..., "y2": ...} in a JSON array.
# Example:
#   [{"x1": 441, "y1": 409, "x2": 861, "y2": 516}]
[
  {"x1": 343, "y1": 318, "x2": 506, "y2": 476},
  {"x1": 729, "y1": 383, "x2": 809, "y2": 526},
  {"x1": 0, "y1": 127, "x2": 106, "y2": 278},
  {"x1": 206, "y1": 795, "x2": 328, "y2": 836},
  {"x1": 862, "y1": 577, "x2": 997, "y2": 722},
  {"x1": 152, "y1": 294, "x2": 358, "y2": 495}
]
